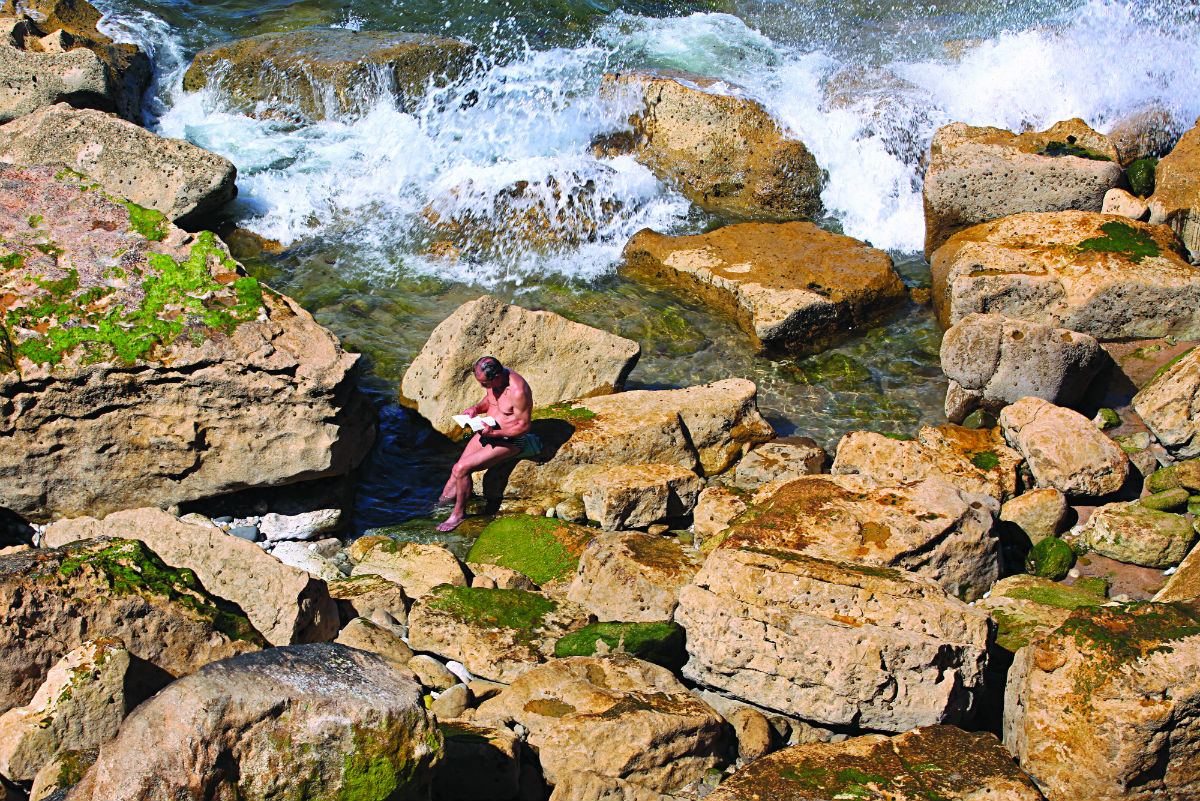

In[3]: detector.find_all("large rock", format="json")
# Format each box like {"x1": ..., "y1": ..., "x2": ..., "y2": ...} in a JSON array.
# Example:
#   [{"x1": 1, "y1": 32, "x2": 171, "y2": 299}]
[
  {"x1": 65, "y1": 644, "x2": 440, "y2": 801},
  {"x1": 711, "y1": 474, "x2": 1000, "y2": 601},
  {"x1": 923, "y1": 119, "x2": 1122, "y2": 259},
  {"x1": 182, "y1": 28, "x2": 476, "y2": 120},
  {"x1": 1132, "y1": 346, "x2": 1200, "y2": 458},
  {"x1": 832, "y1": 424, "x2": 1021, "y2": 503},
  {"x1": 999, "y1": 488, "x2": 1069, "y2": 544},
  {"x1": 401, "y1": 295, "x2": 640, "y2": 437},
  {"x1": 0, "y1": 0, "x2": 151, "y2": 123},
  {"x1": 692, "y1": 486, "x2": 748, "y2": 542},
  {"x1": 326, "y1": 574, "x2": 409, "y2": 623},
  {"x1": 598, "y1": 69, "x2": 823, "y2": 219},
  {"x1": 939, "y1": 313, "x2": 1106, "y2": 421},
  {"x1": 350, "y1": 538, "x2": 467, "y2": 599},
  {"x1": 674, "y1": 548, "x2": 992, "y2": 730},
  {"x1": 706, "y1": 726, "x2": 1045, "y2": 801},
  {"x1": 1000, "y1": 397, "x2": 1129, "y2": 497},
  {"x1": 930, "y1": 211, "x2": 1200, "y2": 339},
  {"x1": 1148, "y1": 120, "x2": 1200, "y2": 253},
  {"x1": 1004, "y1": 602, "x2": 1200, "y2": 801},
  {"x1": 1155, "y1": 540, "x2": 1200, "y2": 602},
  {"x1": 579, "y1": 463, "x2": 702, "y2": 530},
  {"x1": 620, "y1": 223, "x2": 905, "y2": 355},
  {"x1": 566, "y1": 532, "x2": 702, "y2": 622},
  {"x1": 0, "y1": 540, "x2": 262, "y2": 715},
  {"x1": 0, "y1": 164, "x2": 374, "y2": 521},
  {"x1": 0, "y1": 104, "x2": 236, "y2": 229},
  {"x1": 977, "y1": 574, "x2": 1106, "y2": 652},
  {"x1": 1081, "y1": 501, "x2": 1196, "y2": 568},
  {"x1": 43, "y1": 508, "x2": 337, "y2": 646},
  {"x1": 476, "y1": 655, "x2": 727, "y2": 793},
  {"x1": 729, "y1": 438, "x2": 825, "y2": 491},
  {"x1": 466, "y1": 514, "x2": 594, "y2": 586}
]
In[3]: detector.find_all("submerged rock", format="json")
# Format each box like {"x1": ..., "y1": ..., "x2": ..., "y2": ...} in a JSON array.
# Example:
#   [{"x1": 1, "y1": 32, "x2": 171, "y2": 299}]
[{"x1": 1133, "y1": 346, "x2": 1200, "y2": 458}]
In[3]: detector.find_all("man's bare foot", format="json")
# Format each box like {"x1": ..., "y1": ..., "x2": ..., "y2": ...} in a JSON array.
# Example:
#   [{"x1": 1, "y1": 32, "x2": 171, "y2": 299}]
[{"x1": 437, "y1": 515, "x2": 465, "y2": 532}]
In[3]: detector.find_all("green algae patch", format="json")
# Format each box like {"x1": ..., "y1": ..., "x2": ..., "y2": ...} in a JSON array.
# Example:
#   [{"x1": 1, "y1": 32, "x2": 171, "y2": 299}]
[
  {"x1": 1025, "y1": 536, "x2": 1074, "y2": 580},
  {"x1": 1038, "y1": 138, "x2": 1113, "y2": 161},
  {"x1": 1127, "y1": 157, "x2": 1157, "y2": 197},
  {"x1": 969, "y1": 450, "x2": 1000, "y2": 470},
  {"x1": 338, "y1": 719, "x2": 439, "y2": 801},
  {"x1": 532, "y1": 400, "x2": 596, "y2": 423},
  {"x1": 1001, "y1": 579, "x2": 1106, "y2": 611},
  {"x1": 554, "y1": 621, "x2": 685, "y2": 667},
  {"x1": 1148, "y1": 346, "x2": 1196, "y2": 385},
  {"x1": 425, "y1": 585, "x2": 557, "y2": 634},
  {"x1": 466, "y1": 514, "x2": 593, "y2": 585},
  {"x1": 122, "y1": 201, "x2": 168, "y2": 242},
  {"x1": 1076, "y1": 221, "x2": 1160, "y2": 263}
]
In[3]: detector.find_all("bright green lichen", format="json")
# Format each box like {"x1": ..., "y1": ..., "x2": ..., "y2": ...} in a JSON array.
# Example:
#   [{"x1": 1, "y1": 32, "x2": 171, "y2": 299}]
[
  {"x1": 338, "y1": 719, "x2": 439, "y2": 801},
  {"x1": 1003, "y1": 581, "x2": 1106, "y2": 611},
  {"x1": 1076, "y1": 221, "x2": 1160, "y2": 263},
  {"x1": 425, "y1": 585, "x2": 557, "y2": 635},
  {"x1": 554, "y1": 621, "x2": 685, "y2": 667},
  {"x1": 122, "y1": 201, "x2": 168, "y2": 242},
  {"x1": 27, "y1": 214, "x2": 42, "y2": 228},
  {"x1": 466, "y1": 514, "x2": 593, "y2": 585}
]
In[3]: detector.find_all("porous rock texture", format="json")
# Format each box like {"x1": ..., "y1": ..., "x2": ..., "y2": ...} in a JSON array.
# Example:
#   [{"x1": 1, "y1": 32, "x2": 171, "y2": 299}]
[
  {"x1": 1148, "y1": 119, "x2": 1200, "y2": 253},
  {"x1": 1133, "y1": 346, "x2": 1200, "y2": 458},
  {"x1": 620, "y1": 222, "x2": 905, "y2": 355},
  {"x1": 350, "y1": 537, "x2": 468, "y2": 599},
  {"x1": 923, "y1": 119, "x2": 1122, "y2": 259},
  {"x1": 1000, "y1": 397, "x2": 1129, "y2": 497},
  {"x1": 401, "y1": 294, "x2": 640, "y2": 437},
  {"x1": 0, "y1": 164, "x2": 374, "y2": 522},
  {"x1": 578, "y1": 463, "x2": 702, "y2": 530},
  {"x1": 65, "y1": 644, "x2": 440, "y2": 801},
  {"x1": 930, "y1": 210, "x2": 1200, "y2": 340},
  {"x1": 43, "y1": 508, "x2": 338, "y2": 646},
  {"x1": 566, "y1": 532, "x2": 703, "y2": 622},
  {"x1": 598, "y1": 69, "x2": 823, "y2": 219},
  {"x1": 1081, "y1": 501, "x2": 1196, "y2": 569},
  {"x1": 674, "y1": 548, "x2": 992, "y2": 731},
  {"x1": 0, "y1": 539, "x2": 262, "y2": 715},
  {"x1": 1004, "y1": 602, "x2": 1200, "y2": 801}
]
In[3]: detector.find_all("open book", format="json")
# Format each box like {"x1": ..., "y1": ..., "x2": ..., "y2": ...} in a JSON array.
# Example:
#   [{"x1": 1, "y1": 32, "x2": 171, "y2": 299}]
[{"x1": 452, "y1": 414, "x2": 497, "y2": 432}]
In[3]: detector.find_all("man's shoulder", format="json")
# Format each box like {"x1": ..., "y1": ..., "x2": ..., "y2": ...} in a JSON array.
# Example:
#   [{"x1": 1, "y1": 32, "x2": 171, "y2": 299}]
[{"x1": 507, "y1": 370, "x2": 532, "y2": 396}]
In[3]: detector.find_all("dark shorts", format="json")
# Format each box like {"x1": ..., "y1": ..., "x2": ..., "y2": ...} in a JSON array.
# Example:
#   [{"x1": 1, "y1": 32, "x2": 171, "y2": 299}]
[{"x1": 479, "y1": 433, "x2": 542, "y2": 460}]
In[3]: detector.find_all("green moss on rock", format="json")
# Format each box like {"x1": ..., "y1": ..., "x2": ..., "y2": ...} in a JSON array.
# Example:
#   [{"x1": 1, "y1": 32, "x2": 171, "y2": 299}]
[
  {"x1": 553, "y1": 621, "x2": 685, "y2": 667},
  {"x1": 1076, "y1": 220, "x2": 1160, "y2": 263},
  {"x1": 532, "y1": 401, "x2": 597, "y2": 422},
  {"x1": 466, "y1": 514, "x2": 593, "y2": 585},
  {"x1": 1025, "y1": 536, "x2": 1075, "y2": 580},
  {"x1": 1126, "y1": 157, "x2": 1156, "y2": 197},
  {"x1": 338, "y1": 718, "x2": 439, "y2": 801},
  {"x1": 425, "y1": 585, "x2": 558, "y2": 633}
]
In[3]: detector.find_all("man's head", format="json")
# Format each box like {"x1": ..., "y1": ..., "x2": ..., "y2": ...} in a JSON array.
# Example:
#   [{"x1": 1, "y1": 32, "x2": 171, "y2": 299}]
[{"x1": 473, "y1": 356, "x2": 505, "y2": 386}]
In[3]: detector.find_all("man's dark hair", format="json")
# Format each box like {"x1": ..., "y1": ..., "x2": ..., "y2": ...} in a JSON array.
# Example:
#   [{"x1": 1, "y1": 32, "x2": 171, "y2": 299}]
[{"x1": 474, "y1": 356, "x2": 504, "y2": 380}]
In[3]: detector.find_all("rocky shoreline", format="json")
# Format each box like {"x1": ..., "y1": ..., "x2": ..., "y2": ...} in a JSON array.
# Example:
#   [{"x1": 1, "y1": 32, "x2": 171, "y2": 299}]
[{"x1": 3, "y1": 1, "x2": 1200, "y2": 800}]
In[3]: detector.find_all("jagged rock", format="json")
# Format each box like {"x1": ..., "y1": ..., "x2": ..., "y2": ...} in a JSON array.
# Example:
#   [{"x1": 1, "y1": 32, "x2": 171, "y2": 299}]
[
  {"x1": 259, "y1": 508, "x2": 342, "y2": 542},
  {"x1": 598, "y1": 69, "x2": 822, "y2": 219},
  {"x1": 999, "y1": 488, "x2": 1069, "y2": 544},
  {"x1": 1155, "y1": 541, "x2": 1200, "y2": 602},
  {"x1": 930, "y1": 210, "x2": 1200, "y2": 339},
  {"x1": 1133, "y1": 346, "x2": 1200, "y2": 458},
  {"x1": 567, "y1": 533, "x2": 702, "y2": 622},
  {"x1": 939, "y1": 313, "x2": 1106, "y2": 421},
  {"x1": 408, "y1": 585, "x2": 592, "y2": 682},
  {"x1": 334, "y1": 617, "x2": 415, "y2": 671},
  {"x1": 729, "y1": 438, "x2": 825, "y2": 491},
  {"x1": 1000, "y1": 397, "x2": 1129, "y2": 497},
  {"x1": 0, "y1": 0, "x2": 150, "y2": 123},
  {"x1": 1004, "y1": 603, "x2": 1200, "y2": 801},
  {"x1": 832, "y1": 424, "x2": 1021, "y2": 503},
  {"x1": 0, "y1": 164, "x2": 374, "y2": 522},
  {"x1": 326, "y1": 574, "x2": 409, "y2": 625},
  {"x1": 183, "y1": 28, "x2": 476, "y2": 120},
  {"x1": 706, "y1": 726, "x2": 1045, "y2": 801},
  {"x1": 0, "y1": 540, "x2": 262, "y2": 715},
  {"x1": 977, "y1": 574, "x2": 1106, "y2": 652},
  {"x1": 0, "y1": 104, "x2": 235, "y2": 229},
  {"x1": 0, "y1": 641, "x2": 129, "y2": 782},
  {"x1": 30, "y1": 748, "x2": 96, "y2": 801},
  {"x1": 350, "y1": 538, "x2": 467, "y2": 599},
  {"x1": 674, "y1": 548, "x2": 991, "y2": 730},
  {"x1": 44, "y1": 508, "x2": 338, "y2": 646},
  {"x1": 477, "y1": 655, "x2": 728, "y2": 793},
  {"x1": 1148, "y1": 120, "x2": 1200, "y2": 254},
  {"x1": 435, "y1": 721, "x2": 521, "y2": 801},
  {"x1": 466, "y1": 515, "x2": 594, "y2": 586},
  {"x1": 578, "y1": 464, "x2": 702, "y2": 530},
  {"x1": 692, "y1": 486, "x2": 748, "y2": 541},
  {"x1": 621, "y1": 223, "x2": 905, "y2": 355},
  {"x1": 923, "y1": 119, "x2": 1122, "y2": 259},
  {"x1": 65, "y1": 644, "x2": 440, "y2": 801},
  {"x1": 400, "y1": 295, "x2": 640, "y2": 437},
  {"x1": 1082, "y1": 501, "x2": 1196, "y2": 568}
]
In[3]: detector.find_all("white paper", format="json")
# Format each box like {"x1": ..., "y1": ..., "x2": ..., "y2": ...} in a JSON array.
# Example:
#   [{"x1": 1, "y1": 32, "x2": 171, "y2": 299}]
[{"x1": 452, "y1": 414, "x2": 497, "y2": 432}]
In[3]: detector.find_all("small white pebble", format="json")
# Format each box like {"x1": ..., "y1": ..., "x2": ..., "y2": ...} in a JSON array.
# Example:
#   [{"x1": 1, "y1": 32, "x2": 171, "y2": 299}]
[
  {"x1": 1164, "y1": 566, "x2": 1177, "y2": 576},
  {"x1": 981, "y1": 591, "x2": 991, "y2": 600},
  {"x1": 446, "y1": 660, "x2": 474, "y2": 684},
  {"x1": 1068, "y1": 568, "x2": 1081, "y2": 578}
]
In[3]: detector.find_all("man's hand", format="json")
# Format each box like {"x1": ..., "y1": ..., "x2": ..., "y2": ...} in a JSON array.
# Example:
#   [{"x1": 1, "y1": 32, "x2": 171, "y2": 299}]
[
  {"x1": 461, "y1": 407, "x2": 477, "y2": 418},
  {"x1": 479, "y1": 421, "x2": 496, "y2": 436}
]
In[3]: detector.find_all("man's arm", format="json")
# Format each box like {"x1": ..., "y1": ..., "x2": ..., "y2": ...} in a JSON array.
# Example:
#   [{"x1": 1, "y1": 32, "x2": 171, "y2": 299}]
[{"x1": 461, "y1": 396, "x2": 488, "y2": 417}]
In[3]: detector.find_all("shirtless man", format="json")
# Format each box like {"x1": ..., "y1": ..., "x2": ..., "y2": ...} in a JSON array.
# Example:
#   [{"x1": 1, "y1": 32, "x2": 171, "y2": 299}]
[{"x1": 437, "y1": 356, "x2": 533, "y2": 532}]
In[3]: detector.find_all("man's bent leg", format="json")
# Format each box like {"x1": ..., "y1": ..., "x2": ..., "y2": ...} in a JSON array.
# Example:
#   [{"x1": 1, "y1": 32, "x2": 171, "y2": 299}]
[
  {"x1": 440, "y1": 435, "x2": 485, "y2": 502},
  {"x1": 437, "y1": 440, "x2": 521, "y2": 532}
]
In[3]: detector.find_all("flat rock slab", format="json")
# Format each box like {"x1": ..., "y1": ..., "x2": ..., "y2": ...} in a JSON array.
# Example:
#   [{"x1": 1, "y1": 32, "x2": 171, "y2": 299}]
[
  {"x1": 923, "y1": 118, "x2": 1121, "y2": 259},
  {"x1": 931, "y1": 210, "x2": 1200, "y2": 340},
  {"x1": 674, "y1": 548, "x2": 991, "y2": 731},
  {"x1": 621, "y1": 222, "x2": 905, "y2": 355},
  {"x1": 1004, "y1": 602, "x2": 1200, "y2": 801},
  {"x1": 706, "y1": 726, "x2": 1045, "y2": 801},
  {"x1": 401, "y1": 294, "x2": 640, "y2": 437},
  {"x1": 1082, "y1": 501, "x2": 1196, "y2": 568},
  {"x1": 714, "y1": 474, "x2": 1001, "y2": 601},
  {"x1": 598, "y1": 69, "x2": 823, "y2": 219},
  {"x1": 350, "y1": 537, "x2": 467, "y2": 599},
  {"x1": 183, "y1": 27, "x2": 476, "y2": 120},
  {"x1": 1001, "y1": 397, "x2": 1130, "y2": 497},
  {"x1": 567, "y1": 532, "x2": 702, "y2": 622},
  {"x1": 1149, "y1": 120, "x2": 1200, "y2": 253},
  {"x1": 0, "y1": 164, "x2": 373, "y2": 521},
  {"x1": 729, "y1": 438, "x2": 825, "y2": 491},
  {"x1": 1133, "y1": 345, "x2": 1200, "y2": 458}
]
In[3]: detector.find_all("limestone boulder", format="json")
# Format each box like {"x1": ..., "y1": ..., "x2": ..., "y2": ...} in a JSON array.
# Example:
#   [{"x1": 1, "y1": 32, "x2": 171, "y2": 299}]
[
  {"x1": 0, "y1": 640, "x2": 130, "y2": 782},
  {"x1": 65, "y1": 644, "x2": 440, "y2": 801},
  {"x1": 566, "y1": 532, "x2": 702, "y2": 622},
  {"x1": 0, "y1": 104, "x2": 235, "y2": 229},
  {"x1": 931, "y1": 211, "x2": 1200, "y2": 339},
  {"x1": 832, "y1": 424, "x2": 1021, "y2": 503},
  {"x1": 712, "y1": 474, "x2": 1000, "y2": 601},
  {"x1": 0, "y1": 540, "x2": 262, "y2": 715},
  {"x1": 0, "y1": 164, "x2": 374, "y2": 522},
  {"x1": 706, "y1": 726, "x2": 1044, "y2": 801},
  {"x1": 578, "y1": 463, "x2": 702, "y2": 530},
  {"x1": 30, "y1": 748, "x2": 96, "y2": 801},
  {"x1": 326, "y1": 574, "x2": 409, "y2": 624},
  {"x1": 1102, "y1": 187, "x2": 1149, "y2": 220},
  {"x1": 268, "y1": 540, "x2": 343, "y2": 582},
  {"x1": 1000, "y1": 397, "x2": 1129, "y2": 497},
  {"x1": 476, "y1": 655, "x2": 728, "y2": 793},
  {"x1": 999, "y1": 488, "x2": 1069, "y2": 544},
  {"x1": 1132, "y1": 346, "x2": 1200, "y2": 458},
  {"x1": 729, "y1": 438, "x2": 825, "y2": 491},
  {"x1": 44, "y1": 508, "x2": 338, "y2": 646},
  {"x1": 401, "y1": 294, "x2": 640, "y2": 437},
  {"x1": 334, "y1": 617, "x2": 415, "y2": 671},
  {"x1": 598, "y1": 69, "x2": 823, "y2": 219},
  {"x1": 923, "y1": 119, "x2": 1122, "y2": 259},
  {"x1": 435, "y1": 721, "x2": 522, "y2": 801},
  {"x1": 350, "y1": 538, "x2": 467, "y2": 599},
  {"x1": 466, "y1": 515, "x2": 594, "y2": 586},
  {"x1": 692, "y1": 487, "x2": 747, "y2": 541},
  {"x1": 183, "y1": 28, "x2": 476, "y2": 120},
  {"x1": 620, "y1": 223, "x2": 905, "y2": 355},
  {"x1": 548, "y1": 771, "x2": 691, "y2": 801},
  {"x1": 1155, "y1": 540, "x2": 1200, "y2": 602},
  {"x1": 1082, "y1": 501, "x2": 1196, "y2": 568},
  {"x1": 1148, "y1": 120, "x2": 1200, "y2": 253},
  {"x1": 1004, "y1": 602, "x2": 1200, "y2": 801},
  {"x1": 977, "y1": 574, "x2": 1106, "y2": 652},
  {"x1": 939, "y1": 313, "x2": 1106, "y2": 421},
  {"x1": 408, "y1": 585, "x2": 593, "y2": 682},
  {"x1": 0, "y1": 0, "x2": 150, "y2": 123},
  {"x1": 674, "y1": 548, "x2": 992, "y2": 730}
]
